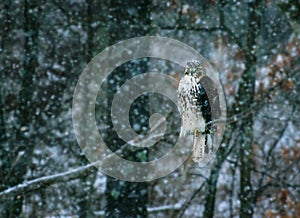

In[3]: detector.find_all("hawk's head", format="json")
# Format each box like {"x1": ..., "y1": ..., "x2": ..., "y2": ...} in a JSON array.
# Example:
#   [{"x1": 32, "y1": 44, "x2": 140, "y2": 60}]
[{"x1": 184, "y1": 60, "x2": 205, "y2": 80}]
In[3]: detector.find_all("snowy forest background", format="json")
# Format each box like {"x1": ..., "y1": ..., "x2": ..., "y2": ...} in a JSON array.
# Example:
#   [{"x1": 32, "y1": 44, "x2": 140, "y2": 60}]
[{"x1": 0, "y1": 0, "x2": 300, "y2": 217}]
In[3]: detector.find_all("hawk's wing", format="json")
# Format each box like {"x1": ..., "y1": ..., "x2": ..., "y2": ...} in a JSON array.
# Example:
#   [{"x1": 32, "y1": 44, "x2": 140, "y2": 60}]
[
  {"x1": 200, "y1": 76, "x2": 221, "y2": 120},
  {"x1": 193, "y1": 79, "x2": 212, "y2": 133}
]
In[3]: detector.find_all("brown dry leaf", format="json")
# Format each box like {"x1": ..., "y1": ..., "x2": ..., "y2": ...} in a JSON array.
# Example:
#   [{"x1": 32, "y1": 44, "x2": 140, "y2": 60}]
[
  {"x1": 287, "y1": 199, "x2": 295, "y2": 209},
  {"x1": 234, "y1": 48, "x2": 245, "y2": 60},
  {"x1": 264, "y1": 209, "x2": 275, "y2": 218},
  {"x1": 167, "y1": 0, "x2": 179, "y2": 11},
  {"x1": 278, "y1": 213, "x2": 291, "y2": 218},
  {"x1": 268, "y1": 70, "x2": 276, "y2": 78},
  {"x1": 281, "y1": 147, "x2": 289, "y2": 158},
  {"x1": 281, "y1": 147, "x2": 291, "y2": 164},
  {"x1": 279, "y1": 189, "x2": 289, "y2": 205},
  {"x1": 281, "y1": 79, "x2": 294, "y2": 92},
  {"x1": 229, "y1": 86, "x2": 235, "y2": 95},
  {"x1": 267, "y1": 176, "x2": 273, "y2": 183},
  {"x1": 296, "y1": 202, "x2": 300, "y2": 218},
  {"x1": 257, "y1": 81, "x2": 266, "y2": 96},
  {"x1": 259, "y1": 81, "x2": 265, "y2": 91},
  {"x1": 286, "y1": 35, "x2": 300, "y2": 57},
  {"x1": 227, "y1": 72, "x2": 234, "y2": 80},
  {"x1": 292, "y1": 146, "x2": 300, "y2": 160}
]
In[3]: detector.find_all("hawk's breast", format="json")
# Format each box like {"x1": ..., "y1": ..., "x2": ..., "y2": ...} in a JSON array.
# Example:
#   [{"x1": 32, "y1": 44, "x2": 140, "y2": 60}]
[{"x1": 178, "y1": 75, "x2": 206, "y2": 136}]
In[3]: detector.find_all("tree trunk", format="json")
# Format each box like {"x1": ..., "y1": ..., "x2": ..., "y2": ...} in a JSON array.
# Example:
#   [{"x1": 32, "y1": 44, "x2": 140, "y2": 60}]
[
  {"x1": 0, "y1": 1, "x2": 40, "y2": 217},
  {"x1": 202, "y1": 165, "x2": 220, "y2": 218},
  {"x1": 238, "y1": 1, "x2": 261, "y2": 217},
  {"x1": 202, "y1": 1, "x2": 262, "y2": 217},
  {"x1": 105, "y1": 0, "x2": 151, "y2": 217},
  {"x1": 77, "y1": 2, "x2": 101, "y2": 217}
]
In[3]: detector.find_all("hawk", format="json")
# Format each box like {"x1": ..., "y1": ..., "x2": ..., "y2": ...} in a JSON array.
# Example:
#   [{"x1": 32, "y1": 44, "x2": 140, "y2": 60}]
[{"x1": 178, "y1": 60, "x2": 215, "y2": 163}]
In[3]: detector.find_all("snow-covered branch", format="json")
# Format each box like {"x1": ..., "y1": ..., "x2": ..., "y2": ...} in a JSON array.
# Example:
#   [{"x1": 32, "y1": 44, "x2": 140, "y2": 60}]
[
  {"x1": 0, "y1": 162, "x2": 97, "y2": 199},
  {"x1": 0, "y1": 113, "x2": 171, "y2": 199}
]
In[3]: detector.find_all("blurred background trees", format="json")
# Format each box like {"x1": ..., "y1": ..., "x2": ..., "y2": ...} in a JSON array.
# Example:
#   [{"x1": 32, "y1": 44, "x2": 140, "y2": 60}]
[{"x1": 0, "y1": 0, "x2": 299, "y2": 217}]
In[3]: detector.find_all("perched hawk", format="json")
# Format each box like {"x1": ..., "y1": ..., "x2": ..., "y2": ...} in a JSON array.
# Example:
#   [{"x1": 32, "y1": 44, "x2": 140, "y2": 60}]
[{"x1": 178, "y1": 60, "x2": 215, "y2": 163}]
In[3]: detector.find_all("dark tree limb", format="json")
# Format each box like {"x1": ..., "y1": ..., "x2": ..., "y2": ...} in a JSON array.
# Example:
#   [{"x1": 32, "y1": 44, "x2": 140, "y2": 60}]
[
  {"x1": 178, "y1": 182, "x2": 206, "y2": 218},
  {"x1": 238, "y1": 1, "x2": 262, "y2": 217}
]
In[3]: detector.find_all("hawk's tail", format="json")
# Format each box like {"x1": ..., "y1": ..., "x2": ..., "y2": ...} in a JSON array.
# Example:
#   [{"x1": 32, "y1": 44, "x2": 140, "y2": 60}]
[{"x1": 192, "y1": 129, "x2": 213, "y2": 163}]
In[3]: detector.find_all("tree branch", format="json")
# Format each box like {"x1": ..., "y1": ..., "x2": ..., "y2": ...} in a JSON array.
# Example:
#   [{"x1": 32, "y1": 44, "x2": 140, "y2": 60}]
[
  {"x1": 178, "y1": 182, "x2": 206, "y2": 218},
  {"x1": 0, "y1": 111, "x2": 172, "y2": 199},
  {"x1": 0, "y1": 162, "x2": 97, "y2": 199}
]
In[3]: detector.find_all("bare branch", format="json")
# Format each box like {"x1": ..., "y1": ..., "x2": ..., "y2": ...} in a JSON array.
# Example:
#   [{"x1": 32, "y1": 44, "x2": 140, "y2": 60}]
[
  {"x1": 178, "y1": 182, "x2": 206, "y2": 218},
  {"x1": 0, "y1": 162, "x2": 97, "y2": 199},
  {"x1": 0, "y1": 111, "x2": 173, "y2": 199}
]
